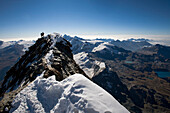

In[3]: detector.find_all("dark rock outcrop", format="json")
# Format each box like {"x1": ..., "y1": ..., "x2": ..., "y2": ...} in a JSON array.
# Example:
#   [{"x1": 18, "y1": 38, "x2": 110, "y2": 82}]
[
  {"x1": 92, "y1": 66, "x2": 129, "y2": 103},
  {"x1": 0, "y1": 41, "x2": 3, "y2": 46}
]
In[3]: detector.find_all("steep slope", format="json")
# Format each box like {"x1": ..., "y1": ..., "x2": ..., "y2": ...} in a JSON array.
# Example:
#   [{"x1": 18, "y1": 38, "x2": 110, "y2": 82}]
[
  {"x1": 0, "y1": 33, "x2": 87, "y2": 112},
  {"x1": 10, "y1": 74, "x2": 129, "y2": 113},
  {"x1": 92, "y1": 67, "x2": 130, "y2": 104}
]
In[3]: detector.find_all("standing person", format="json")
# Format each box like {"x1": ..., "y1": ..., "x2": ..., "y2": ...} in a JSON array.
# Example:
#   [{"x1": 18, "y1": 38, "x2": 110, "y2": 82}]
[{"x1": 41, "y1": 32, "x2": 44, "y2": 37}]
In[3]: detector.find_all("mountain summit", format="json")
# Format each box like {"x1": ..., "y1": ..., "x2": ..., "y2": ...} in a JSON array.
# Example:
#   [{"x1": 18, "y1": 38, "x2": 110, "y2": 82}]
[{"x1": 0, "y1": 33, "x2": 86, "y2": 95}]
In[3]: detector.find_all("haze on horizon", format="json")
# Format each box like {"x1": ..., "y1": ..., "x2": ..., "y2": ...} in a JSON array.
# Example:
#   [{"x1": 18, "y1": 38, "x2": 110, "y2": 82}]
[{"x1": 0, "y1": 0, "x2": 170, "y2": 41}]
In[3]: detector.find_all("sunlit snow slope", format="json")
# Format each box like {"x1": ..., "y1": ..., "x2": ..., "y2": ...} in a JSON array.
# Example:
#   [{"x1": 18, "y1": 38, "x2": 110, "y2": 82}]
[{"x1": 10, "y1": 74, "x2": 129, "y2": 113}]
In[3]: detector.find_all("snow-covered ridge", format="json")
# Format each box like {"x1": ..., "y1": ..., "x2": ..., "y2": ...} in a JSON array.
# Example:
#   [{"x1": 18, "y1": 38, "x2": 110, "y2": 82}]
[
  {"x1": 74, "y1": 52, "x2": 94, "y2": 78},
  {"x1": 0, "y1": 33, "x2": 67, "y2": 51},
  {"x1": 0, "y1": 33, "x2": 74, "y2": 95},
  {"x1": 74, "y1": 52, "x2": 106, "y2": 78},
  {"x1": 92, "y1": 42, "x2": 115, "y2": 52},
  {"x1": 10, "y1": 74, "x2": 129, "y2": 113}
]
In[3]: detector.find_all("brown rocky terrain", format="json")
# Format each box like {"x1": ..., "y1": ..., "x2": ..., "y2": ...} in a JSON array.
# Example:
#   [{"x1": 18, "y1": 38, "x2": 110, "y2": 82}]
[{"x1": 88, "y1": 44, "x2": 170, "y2": 113}]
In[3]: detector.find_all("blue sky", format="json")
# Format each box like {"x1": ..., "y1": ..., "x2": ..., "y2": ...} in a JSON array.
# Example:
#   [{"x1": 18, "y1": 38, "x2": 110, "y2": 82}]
[{"x1": 0, "y1": 0, "x2": 170, "y2": 40}]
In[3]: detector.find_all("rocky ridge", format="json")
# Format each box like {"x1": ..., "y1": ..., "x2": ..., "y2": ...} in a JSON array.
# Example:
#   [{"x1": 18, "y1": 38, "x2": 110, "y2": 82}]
[{"x1": 0, "y1": 33, "x2": 87, "y2": 112}]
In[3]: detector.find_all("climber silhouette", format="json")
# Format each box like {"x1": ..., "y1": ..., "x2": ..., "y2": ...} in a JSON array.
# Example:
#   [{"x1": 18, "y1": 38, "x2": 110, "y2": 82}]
[{"x1": 41, "y1": 32, "x2": 44, "y2": 37}]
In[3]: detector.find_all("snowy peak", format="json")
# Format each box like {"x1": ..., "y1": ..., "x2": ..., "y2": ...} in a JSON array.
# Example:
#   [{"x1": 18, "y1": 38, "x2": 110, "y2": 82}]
[
  {"x1": 74, "y1": 52, "x2": 106, "y2": 78},
  {"x1": 0, "y1": 33, "x2": 86, "y2": 97},
  {"x1": 10, "y1": 74, "x2": 129, "y2": 113}
]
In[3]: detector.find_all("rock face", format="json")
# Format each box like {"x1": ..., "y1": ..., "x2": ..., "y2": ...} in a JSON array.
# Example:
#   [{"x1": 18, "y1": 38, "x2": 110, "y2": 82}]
[{"x1": 0, "y1": 33, "x2": 87, "y2": 112}]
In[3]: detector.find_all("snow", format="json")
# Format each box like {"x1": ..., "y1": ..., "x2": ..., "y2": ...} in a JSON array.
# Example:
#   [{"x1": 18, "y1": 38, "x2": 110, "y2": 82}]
[
  {"x1": 0, "y1": 41, "x2": 16, "y2": 49},
  {"x1": 94, "y1": 60, "x2": 105, "y2": 69},
  {"x1": 18, "y1": 40, "x2": 35, "y2": 51},
  {"x1": 10, "y1": 74, "x2": 129, "y2": 113},
  {"x1": 74, "y1": 52, "x2": 94, "y2": 78},
  {"x1": 94, "y1": 60, "x2": 106, "y2": 75},
  {"x1": 74, "y1": 52, "x2": 106, "y2": 78},
  {"x1": 84, "y1": 40, "x2": 103, "y2": 44},
  {"x1": 45, "y1": 50, "x2": 54, "y2": 66},
  {"x1": 5, "y1": 107, "x2": 9, "y2": 112},
  {"x1": 48, "y1": 33, "x2": 67, "y2": 48},
  {"x1": 92, "y1": 42, "x2": 108, "y2": 52},
  {"x1": 92, "y1": 42, "x2": 114, "y2": 53}
]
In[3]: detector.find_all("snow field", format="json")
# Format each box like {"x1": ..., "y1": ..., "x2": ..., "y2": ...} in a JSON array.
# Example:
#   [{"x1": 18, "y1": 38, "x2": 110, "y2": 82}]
[{"x1": 10, "y1": 74, "x2": 129, "y2": 113}]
